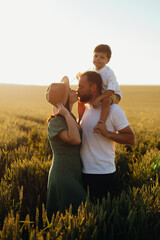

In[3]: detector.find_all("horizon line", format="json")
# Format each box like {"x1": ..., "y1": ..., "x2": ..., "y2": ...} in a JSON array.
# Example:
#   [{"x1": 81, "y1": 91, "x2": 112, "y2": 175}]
[{"x1": 0, "y1": 83, "x2": 160, "y2": 87}]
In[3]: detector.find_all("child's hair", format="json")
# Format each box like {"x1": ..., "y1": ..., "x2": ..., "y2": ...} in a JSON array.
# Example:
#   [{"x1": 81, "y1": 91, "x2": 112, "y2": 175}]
[{"x1": 94, "y1": 44, "x2": 112, "y2": 60}]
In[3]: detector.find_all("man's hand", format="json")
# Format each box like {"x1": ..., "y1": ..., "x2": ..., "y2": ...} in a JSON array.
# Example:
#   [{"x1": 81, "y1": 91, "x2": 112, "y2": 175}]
[{"x1": 94, "y1": 122, "x2": 135, "y2": 145}]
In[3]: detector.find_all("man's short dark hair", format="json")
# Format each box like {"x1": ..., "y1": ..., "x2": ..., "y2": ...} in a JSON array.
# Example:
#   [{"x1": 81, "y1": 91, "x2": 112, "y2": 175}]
[
  {"x1": 80, "y1": 71, "x2": 102, "y2": 92},
  {"x1": 94, "y1": 44, "x2": 112, "y2": 60}
]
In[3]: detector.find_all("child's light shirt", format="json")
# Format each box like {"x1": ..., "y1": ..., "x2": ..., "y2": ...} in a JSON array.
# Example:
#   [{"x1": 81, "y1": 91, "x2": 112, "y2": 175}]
[{"x1": 95, "y1": 66, "x2": 122, "y2": 99}]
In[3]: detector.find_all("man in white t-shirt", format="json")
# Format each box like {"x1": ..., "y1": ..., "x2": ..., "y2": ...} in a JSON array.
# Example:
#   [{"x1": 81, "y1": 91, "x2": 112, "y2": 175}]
[{"x1": 77, "y1": 71, "x2": 135, "y2": 201}]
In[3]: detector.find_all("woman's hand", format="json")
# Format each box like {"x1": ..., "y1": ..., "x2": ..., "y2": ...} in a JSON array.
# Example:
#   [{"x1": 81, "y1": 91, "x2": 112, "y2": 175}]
[{"x1": 57, "y1": 103, "x2": 69, "y2": 118}]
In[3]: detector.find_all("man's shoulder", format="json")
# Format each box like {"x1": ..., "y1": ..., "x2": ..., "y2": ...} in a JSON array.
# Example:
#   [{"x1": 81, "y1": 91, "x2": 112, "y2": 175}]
[
  {"x1": 109, "y1": 104, "x2": 125, "y2": 119},
  {"x1": 109, "y1": 104, "x2": 129, "y2": 130},
  {"x1": 110, "y1": 104, "x2": 122, "y2": 112}
]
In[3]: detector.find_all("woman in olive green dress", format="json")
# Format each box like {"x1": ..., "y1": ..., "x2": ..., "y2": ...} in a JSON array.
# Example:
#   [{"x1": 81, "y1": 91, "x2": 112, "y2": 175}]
[{"x1": 46, "y1": 76, "x2": 86, "y2": 221}]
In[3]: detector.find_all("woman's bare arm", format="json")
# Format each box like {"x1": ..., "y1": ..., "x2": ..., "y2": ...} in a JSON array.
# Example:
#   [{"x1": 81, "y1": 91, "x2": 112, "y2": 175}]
[{"x1": 57, "y1": 103, "x2": 81, "y2": 145}]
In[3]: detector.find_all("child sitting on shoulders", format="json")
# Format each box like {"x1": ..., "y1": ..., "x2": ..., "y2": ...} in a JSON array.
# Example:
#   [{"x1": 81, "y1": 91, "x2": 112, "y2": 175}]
[{"x1": 78, "y1": 44, "x2": 122, "y2": 133}]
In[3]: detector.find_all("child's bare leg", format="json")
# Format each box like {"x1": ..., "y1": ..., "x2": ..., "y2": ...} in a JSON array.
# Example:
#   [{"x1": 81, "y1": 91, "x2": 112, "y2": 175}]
[
  {"x1": 93, "y1": 97, "x2": 112, "y2": 132},
  {"x1": 99, "y1": 97, "x2": 112, "y2": 123}
]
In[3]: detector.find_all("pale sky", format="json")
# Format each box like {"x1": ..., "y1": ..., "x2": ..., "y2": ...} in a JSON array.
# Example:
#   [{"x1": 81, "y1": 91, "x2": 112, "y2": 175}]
[{"x1": 0, "y1": 0, "x2": 160, "y2": 86}]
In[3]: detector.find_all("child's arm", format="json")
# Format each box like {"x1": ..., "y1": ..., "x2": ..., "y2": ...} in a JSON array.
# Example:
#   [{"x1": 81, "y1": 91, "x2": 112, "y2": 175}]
[{"x1": 93, "y1": 90, "x2": 114, "y2": 108}]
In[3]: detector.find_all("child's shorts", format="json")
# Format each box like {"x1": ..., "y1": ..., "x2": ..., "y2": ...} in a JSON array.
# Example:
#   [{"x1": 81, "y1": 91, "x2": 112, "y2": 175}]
[{"x1": 109, "y1": 93, "x2": 120, "y2": 104}]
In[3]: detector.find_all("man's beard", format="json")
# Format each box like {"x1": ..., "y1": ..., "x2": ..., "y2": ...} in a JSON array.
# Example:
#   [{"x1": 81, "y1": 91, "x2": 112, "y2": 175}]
[{"x1": 79, "y1": 93, "x2": 92, "y2": 102}]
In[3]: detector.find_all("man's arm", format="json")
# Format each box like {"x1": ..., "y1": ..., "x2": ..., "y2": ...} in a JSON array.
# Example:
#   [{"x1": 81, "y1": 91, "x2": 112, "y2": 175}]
[{"x1": 94, "y1": 123, "x2": 135, "y2": 145}]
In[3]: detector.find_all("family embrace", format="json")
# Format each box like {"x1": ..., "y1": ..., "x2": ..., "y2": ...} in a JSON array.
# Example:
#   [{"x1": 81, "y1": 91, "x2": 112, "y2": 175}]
[{"x1": 45, "y1": 44, "x2": 135, "y2": 221}]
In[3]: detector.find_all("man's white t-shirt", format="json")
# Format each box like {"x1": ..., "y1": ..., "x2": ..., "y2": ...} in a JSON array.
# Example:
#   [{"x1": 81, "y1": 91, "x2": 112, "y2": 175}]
[{"x1": 80, "y1": 104, "x2": 129, "y2": 174}]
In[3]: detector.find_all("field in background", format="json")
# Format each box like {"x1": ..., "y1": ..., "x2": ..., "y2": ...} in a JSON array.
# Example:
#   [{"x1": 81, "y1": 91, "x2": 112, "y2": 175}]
[
  {"x1": 0, "y1": 85, "x2": 159, "y2": 136},
  {"x1": 0, "y1": 84, "x2": 160, "y2": 239},
  {"x1": 1, "y1": 84, "x2": 160, "y2": 121}
]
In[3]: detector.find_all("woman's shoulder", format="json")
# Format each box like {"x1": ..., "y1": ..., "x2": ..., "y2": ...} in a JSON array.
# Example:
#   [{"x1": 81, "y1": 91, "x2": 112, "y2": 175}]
[
  {"x1": 49, "y1": 115, "x2": 66, "y2": 126},
  {"x1": 49, "y1": 115, "x2": 66, "y2": 127},
  {"x1": 48, "y1": 115, "x2": 67, "y2": 138},
  {"x1": 49, "y1": 115, "x2": 64, "y2": 121}
]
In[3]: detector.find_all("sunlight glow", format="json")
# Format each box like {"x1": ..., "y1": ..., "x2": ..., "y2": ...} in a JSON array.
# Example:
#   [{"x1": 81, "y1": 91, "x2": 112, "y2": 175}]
[{"x1": 0, "y1": 0, "x2": 160, "y2": 86}]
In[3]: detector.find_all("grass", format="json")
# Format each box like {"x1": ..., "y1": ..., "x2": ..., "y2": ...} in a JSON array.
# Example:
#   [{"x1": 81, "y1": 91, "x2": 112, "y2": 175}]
[{"x1": 0, "y1": 84, "x2": 160, "y2": 239}]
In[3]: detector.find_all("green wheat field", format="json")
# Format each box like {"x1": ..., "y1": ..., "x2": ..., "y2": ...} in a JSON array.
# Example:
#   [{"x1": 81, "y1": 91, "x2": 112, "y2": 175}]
[{"x1": 0, "y1": 84, "x2": 160, "y2": 239}]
